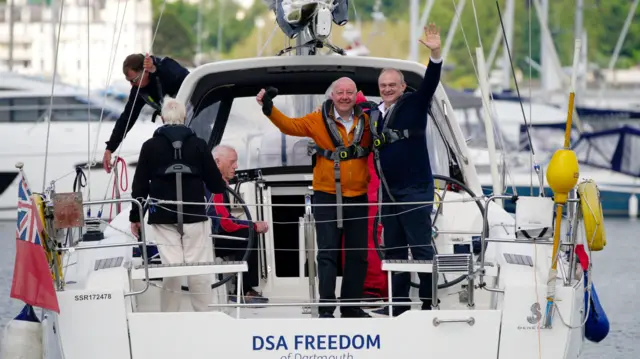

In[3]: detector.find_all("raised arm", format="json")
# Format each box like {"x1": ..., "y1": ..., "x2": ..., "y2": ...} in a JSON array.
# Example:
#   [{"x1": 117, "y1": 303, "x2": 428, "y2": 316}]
[
  {"x1": 415, "y1": 23, "x2": 443, "y2": 101},
  {"x1": 256, "y1": 88, "x2": 315, "y2": 137}
]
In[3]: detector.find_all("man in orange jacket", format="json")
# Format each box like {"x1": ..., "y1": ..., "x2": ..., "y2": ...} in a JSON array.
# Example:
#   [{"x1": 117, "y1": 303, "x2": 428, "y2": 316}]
[
  {"x1": 256, "y1": 79, "x2": 372, "y2": 318},
  {"x1": 338, "y1": 92, "x2": 387, "y2": 301}
]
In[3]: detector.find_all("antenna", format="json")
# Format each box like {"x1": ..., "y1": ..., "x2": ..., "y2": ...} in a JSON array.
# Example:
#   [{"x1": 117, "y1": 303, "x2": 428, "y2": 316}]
[{"x1": 272, "y1": 0, "x2": 347, "y2": 56}]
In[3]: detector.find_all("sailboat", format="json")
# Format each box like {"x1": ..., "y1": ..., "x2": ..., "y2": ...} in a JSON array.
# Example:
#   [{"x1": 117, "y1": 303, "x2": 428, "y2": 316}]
[{"x1": 2, "y1": 1, "x2": 610, "y2": 358}]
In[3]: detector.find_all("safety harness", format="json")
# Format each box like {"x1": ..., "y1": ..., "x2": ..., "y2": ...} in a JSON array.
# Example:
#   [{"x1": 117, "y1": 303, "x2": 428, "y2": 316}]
[
  {"x1": 314, "y1": 100, "x2": 370, "y2": 228},
  {"x1": 154, "y1": 125, "x2": 198, "y2": 236},
  {"x1": 369, "y1": 93, "x2": 425, "y2": 202}
]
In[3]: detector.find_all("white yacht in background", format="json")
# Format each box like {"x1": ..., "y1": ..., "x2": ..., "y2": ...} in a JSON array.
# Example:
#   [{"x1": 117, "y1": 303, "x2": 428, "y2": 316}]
[
  {"x1": 456, "y1": 99, "x2": 640, "y2": 217},
  {"x1": 0, "y1": 72, "x2": 157, "y2": 220}
]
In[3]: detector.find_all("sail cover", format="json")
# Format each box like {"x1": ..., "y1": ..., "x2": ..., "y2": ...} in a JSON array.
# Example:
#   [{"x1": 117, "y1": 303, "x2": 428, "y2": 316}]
[{"x1": 572, "y1": 125, "x2": 640, "y2": 177}]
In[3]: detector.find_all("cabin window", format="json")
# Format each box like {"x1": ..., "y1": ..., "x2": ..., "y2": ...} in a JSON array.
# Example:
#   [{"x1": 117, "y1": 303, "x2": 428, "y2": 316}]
[
  {"x1": 218, "y1": 95, "x2": 322, "y2": 171},
  {"x1": 426, "y1": 112, "x2": 451, "y2": 178},
  {"x1": 12, "y1": 98, "x2": 40, "y2": 122},
  {"x1": 0, "y1": 99, "x2": 10, "y2": 122},
  {"x1": 188, "y1": 100, "x2": 220, "y2": 143}
]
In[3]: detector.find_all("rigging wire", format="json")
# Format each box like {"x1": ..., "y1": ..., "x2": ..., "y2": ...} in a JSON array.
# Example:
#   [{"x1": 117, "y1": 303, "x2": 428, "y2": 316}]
[
  {"x1": 529, "y1": 0, "x2": 533, "y2": 196},
  {"x1": 87, "y1": 0, "x2": 91, "y2": 206},
  {"x1": 495, "y1": 1, "x2": 535, "y2": 158},
  {"x1": 42, "y1": 0, "x2": 66, "y2": 192},
  {"x1": 90, "y1": 0, "x2": 129, "y2": 170},
  {"x1": 98, "y1": 0, "x2": 170, "y2": 216},
  {"x1": 495, "y1": 0, "x2": 546, "y2": 194},
  {"x1": 451, "y1": 0, "x2": 518, "y2": 195}
]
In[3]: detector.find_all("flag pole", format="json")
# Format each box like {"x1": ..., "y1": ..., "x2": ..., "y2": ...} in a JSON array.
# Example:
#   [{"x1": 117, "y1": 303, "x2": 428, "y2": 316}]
[{"x1": 15, "y1": 161, "x2": 65, "y2": 290}]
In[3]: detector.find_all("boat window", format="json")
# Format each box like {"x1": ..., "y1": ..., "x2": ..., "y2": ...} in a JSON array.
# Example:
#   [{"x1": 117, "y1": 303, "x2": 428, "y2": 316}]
[
  {"x1": 427, "y1": 112, "x2": 451, "y2": 178},
  {"x1": 215, "y1": 95, "x2": 455, "y2": 178},
  {"x1": 12, "y1": 98, "x2": 40, "y2": 122},
  {"x1": 187, "y1": 101, "x2": 220, "y2": 143},
  {"x1": 0, "y1": 96, "x2": 118, "y2": 122},
  {"x1": 0, "y1": 99, "x2": 10, "y2": 122}
]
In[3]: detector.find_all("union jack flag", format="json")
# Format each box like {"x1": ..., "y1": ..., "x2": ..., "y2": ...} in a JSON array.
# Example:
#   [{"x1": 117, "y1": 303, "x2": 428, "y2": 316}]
[{"x1": 16, "y1": 174, "x2": 44, "y2": 245}]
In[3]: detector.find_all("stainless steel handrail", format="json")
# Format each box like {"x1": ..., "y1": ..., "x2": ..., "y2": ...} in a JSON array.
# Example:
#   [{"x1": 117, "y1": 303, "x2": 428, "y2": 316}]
[{"x1": 56, "y1": 198, "x2": 150, "y2": 297}]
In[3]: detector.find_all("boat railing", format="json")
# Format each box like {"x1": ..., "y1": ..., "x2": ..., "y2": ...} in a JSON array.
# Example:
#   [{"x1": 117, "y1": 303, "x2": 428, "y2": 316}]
[
  {"x1": 49, "y1": 191, "x2": 582, "y2": 315},
  {"x1": 54, "y1": 197, "x2": 151, "y2": 298}
]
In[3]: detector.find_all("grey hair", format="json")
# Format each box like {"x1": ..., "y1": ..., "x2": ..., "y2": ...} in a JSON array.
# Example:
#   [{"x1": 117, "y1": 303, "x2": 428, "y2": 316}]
[
  {"x1": 161, "y1": 96, "x2": 186, "y2": 125},
  {"x1": 379, "y1": 68, "x2": 405, "y2": 84},
  {"x1": 212, "y1": 144, "x2": 236, "y2": 160},
  {"x1": 325, "y1": 79, "x2": 337, "y2": 99}
]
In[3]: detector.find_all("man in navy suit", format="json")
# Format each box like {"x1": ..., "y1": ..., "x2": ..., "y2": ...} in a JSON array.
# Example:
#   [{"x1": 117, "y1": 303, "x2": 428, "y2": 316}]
[{"x1": 366, "y1": 24, "x2": 443, "y2": 316}]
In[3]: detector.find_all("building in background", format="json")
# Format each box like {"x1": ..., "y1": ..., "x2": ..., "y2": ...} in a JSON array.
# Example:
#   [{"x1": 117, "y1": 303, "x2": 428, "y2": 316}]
[{"x1": 0, "y1": 0, "x2": 152, "y2": 89}]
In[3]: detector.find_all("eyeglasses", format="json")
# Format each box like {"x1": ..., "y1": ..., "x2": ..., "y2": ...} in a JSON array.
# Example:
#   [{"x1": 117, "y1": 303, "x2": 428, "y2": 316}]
[{"x1": 127, "y1": 72, "x2": 143, "y2": 84}]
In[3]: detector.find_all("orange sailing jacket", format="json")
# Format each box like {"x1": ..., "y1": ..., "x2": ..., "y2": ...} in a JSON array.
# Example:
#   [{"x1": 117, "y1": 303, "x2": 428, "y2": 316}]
[{"x1": 266, "y1": 104, "x2": 371, "y2": 197}]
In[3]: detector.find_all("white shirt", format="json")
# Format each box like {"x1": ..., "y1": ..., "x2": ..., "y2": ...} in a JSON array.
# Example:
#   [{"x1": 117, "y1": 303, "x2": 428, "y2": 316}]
[
  {"x1": 379, "y1": 55, "x2": 443, "y2": 117},
  {"x1": 333, "y1": 107, "x2": 355, "y2": 133}
]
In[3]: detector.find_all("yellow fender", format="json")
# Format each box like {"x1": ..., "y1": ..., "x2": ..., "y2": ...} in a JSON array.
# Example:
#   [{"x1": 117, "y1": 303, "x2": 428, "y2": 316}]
[{"x1": 578, "y1": 179, "x2": 607, "y2": 251}]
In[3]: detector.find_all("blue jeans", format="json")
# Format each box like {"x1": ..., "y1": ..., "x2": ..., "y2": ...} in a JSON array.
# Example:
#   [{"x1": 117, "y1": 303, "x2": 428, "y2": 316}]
[
  {"x1": 382, "y1": 183, "x2": 435, "y2": 312},
  {"x1": 275, "y1": 0, "x2": 349, "y2": 39}
]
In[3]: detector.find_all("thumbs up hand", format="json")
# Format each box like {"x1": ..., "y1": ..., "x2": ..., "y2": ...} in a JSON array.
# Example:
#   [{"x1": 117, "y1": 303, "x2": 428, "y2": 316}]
[{"x1": 143, "y1": 53, "x2": 156, "y2": 73}]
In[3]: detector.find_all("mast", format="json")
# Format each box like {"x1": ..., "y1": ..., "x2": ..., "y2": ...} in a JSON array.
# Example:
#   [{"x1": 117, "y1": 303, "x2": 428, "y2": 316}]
[
  {"x1": 540, "y1": 0, "x2": 561, "y2": 92},
  {"x1": 8, "y1": 0, "x2": 14, "y2": 71},
  {"x1": 295, "y1": 30, "x2": 316, "y2": 114},
  {"x1": 216, "y1": 0, "x2": 224, "y2": 59},
  {"x1": 500, "y1": 0, "x2": 514, "y2": 90},
  {"x1": 195, "y1": 0, "x2": 203, "y2": 65},
  {"x1": 597, "y1": 0, "x2": 639, "y2": 105},
  {"x1": 408, "y1": 0, "x2": 419, "y2": 62},
  {"x1": 51, "y1": 0, "x2": 57, "y2": 76},
  {"x1": 574, "y1": 0, "x2": 585, "y2": 94}
]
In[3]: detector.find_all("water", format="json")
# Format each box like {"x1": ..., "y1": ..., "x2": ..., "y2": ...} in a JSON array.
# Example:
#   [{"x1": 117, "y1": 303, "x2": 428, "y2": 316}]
[{"x1": 0, "y1": 219, "x2": 638, "y2": 357}]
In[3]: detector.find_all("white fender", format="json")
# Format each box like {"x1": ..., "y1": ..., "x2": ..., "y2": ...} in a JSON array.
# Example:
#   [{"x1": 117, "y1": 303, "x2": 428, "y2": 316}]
[{"x1": 0, "y1": 318, "x2": 43, "y2": 359}]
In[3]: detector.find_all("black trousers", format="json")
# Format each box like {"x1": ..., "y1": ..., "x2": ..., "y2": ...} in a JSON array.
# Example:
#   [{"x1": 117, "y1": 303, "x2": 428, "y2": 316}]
[
  {"x1": 313, "y1": 191, "x2": 368, "y2": 315},
  {"x1": 382, "y1": 183, "x2": 435, "y2": 312},
  {"x1": 214, "y1": 228, "x2": 259, "y2": 293}
]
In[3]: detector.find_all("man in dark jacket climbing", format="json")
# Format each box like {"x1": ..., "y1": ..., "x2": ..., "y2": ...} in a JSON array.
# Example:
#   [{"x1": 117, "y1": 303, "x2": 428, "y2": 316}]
[
  {"x1": 129, "y1": 96, "x2": 227, "y2": 312},
  {"x1": 104, "y1": 53, "x2": 190, "y2": 173},
  {"x1": 368, "y1": 23, "x2": 443, "y2": 316}
]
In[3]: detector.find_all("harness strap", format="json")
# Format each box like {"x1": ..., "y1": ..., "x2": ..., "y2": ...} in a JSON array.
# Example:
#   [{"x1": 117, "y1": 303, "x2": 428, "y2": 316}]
[
  {"x1": 369, "y1": 109, "x2": 396, "y2": 202},
  {"x1": 315, "y1": 100, "x2": 368, "y2": 228},
  {"x1": 166, "y1": 141, "x2": 189, "y2": 236},
  {"x1": 154, "y1": 125, "x2": 197, "y2": 237}
]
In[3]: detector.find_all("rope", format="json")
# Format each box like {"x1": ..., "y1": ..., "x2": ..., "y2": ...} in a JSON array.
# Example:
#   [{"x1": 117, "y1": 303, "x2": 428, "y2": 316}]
[
  {"x1": 109, "y1": 157, "x2": 129, "y2": 220},
  {"x1": 41, "y1": 0, "x2": 66, "y2": 192},
  {"x1": 72, "y1": 167, "x2": 87, "y2": 192}
]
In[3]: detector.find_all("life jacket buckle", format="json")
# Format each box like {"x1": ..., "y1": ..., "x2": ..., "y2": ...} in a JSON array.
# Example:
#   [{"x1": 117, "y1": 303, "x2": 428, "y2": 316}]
[{"x1": 339, "y1": 150, "x2": 348, "y2": 159}]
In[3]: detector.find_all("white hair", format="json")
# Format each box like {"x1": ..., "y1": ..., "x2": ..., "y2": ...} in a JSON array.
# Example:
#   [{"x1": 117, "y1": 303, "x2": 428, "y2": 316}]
[
  {"x1": 161, "y1": 96, "x2": 186, "y2": 125},
  {"x1": 325, "y1": 79, "x2": 337, "y2": 99},
  {"x1": 212, "y1": 144, "x2": 236, "y2": 160}
]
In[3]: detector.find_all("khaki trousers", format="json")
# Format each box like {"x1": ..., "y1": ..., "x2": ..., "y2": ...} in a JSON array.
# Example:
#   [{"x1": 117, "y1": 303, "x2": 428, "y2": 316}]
[{"x1": 149, "y1": 221, "x2": 213, "y2": 312}]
